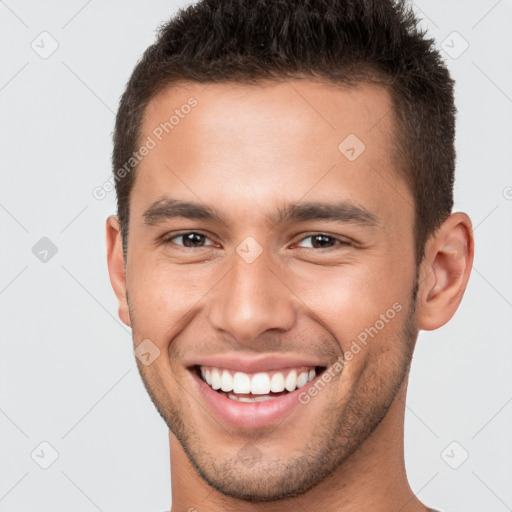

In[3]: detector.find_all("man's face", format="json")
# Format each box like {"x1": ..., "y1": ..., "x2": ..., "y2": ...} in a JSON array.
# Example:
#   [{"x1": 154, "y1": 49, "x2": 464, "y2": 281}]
[{"x1": 122, "y1": 79, "x2": 419, "y2": 499}]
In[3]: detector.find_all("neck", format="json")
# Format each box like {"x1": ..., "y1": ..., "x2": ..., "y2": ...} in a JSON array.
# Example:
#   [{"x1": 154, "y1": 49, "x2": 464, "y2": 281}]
[{"x1": 167, "y1": 373, "x2": 428, "y2": 512}]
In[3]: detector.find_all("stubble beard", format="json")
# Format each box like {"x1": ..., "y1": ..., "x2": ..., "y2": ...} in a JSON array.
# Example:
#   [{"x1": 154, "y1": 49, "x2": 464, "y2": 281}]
[{"x1": 128, "y1": 280, "x2": 419, "y2": 502}]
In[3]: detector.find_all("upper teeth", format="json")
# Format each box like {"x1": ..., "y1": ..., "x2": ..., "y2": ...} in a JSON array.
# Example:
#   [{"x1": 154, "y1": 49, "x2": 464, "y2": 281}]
[{"x1": 200, "y1": 366, "x2": 316, "y2": 394}]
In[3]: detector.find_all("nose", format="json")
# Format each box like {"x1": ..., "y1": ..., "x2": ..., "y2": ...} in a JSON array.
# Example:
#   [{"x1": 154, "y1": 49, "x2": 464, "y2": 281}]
[{"x1": 206, "y1": 249, "x2": 297, "y2": 344}]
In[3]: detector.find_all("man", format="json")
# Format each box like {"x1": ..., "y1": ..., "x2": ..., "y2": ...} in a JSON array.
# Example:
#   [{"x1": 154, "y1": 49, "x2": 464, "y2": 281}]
[{"x1": 106, "y1": 0, "x2": 474, "y2": 510}]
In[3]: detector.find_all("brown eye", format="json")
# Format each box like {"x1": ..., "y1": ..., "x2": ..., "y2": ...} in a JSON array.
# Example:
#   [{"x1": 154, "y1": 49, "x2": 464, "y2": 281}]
[
  {"x1": 297, "y1": 234, "x2": 348, "y2": 249},
  {"x1": 166, "y1": 232, "x2": 214, "y2": 248}
]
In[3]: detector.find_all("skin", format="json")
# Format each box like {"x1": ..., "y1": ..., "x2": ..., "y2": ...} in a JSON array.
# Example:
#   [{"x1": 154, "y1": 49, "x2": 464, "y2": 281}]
[{"x1": 106, "y1": 79, "x2": 474, "y2": 512}]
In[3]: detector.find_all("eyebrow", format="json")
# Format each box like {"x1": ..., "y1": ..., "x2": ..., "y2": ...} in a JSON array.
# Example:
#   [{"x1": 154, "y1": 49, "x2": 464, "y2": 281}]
[{"x1": 142, "y1": 198, "x2": 379, "y2": 228}]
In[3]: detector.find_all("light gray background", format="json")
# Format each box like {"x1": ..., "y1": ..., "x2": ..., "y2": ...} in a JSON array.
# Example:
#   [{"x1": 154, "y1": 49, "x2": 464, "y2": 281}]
[{"x1": 1, "y1": 1, "x2": 511, "y2": 511}]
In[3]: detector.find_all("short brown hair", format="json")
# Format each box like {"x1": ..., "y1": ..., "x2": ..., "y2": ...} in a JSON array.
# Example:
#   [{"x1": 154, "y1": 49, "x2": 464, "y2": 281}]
[{"x1": 112, "y1": 0, "x2": 456, "y2": 265}]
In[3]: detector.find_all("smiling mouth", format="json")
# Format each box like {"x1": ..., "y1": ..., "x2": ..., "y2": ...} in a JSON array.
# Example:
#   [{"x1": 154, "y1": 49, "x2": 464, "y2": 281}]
[{"x1": 193, "y1": 365, "x2": 326, "y2": 403}]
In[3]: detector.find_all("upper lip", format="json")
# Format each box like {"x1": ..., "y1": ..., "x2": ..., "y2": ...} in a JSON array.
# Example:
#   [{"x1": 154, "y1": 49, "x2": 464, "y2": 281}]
[{"x1": 188, "y1": 354, "x2": 327, "y2": 373}]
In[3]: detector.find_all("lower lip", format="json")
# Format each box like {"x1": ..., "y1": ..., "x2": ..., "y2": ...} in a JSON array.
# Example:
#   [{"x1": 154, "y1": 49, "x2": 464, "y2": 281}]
[{"x1": 192, "y1": 370, "x2": 314, "y2": 429}]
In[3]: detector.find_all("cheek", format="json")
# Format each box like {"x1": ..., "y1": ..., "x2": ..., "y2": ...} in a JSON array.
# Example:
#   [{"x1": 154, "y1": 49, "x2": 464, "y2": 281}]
[
  {"x1": 287, "y1": 259, "x2": 413, "y2": 354},
  {"x1": 126, "y1": 258, "x2": 218, "y2": 344}
]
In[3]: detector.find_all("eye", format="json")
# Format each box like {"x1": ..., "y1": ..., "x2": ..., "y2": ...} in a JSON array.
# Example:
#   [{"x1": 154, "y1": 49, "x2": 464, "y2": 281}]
[
  {"x1": 295, "y1": 234, "x2": 350, "y2": 249},
  {"x1": 164, "y1": 231, "x2": 215, "y2": 248}
]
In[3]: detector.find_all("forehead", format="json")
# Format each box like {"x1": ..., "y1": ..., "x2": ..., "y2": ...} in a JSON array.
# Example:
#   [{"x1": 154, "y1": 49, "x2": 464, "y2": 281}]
[
  {"x1": 133, "y1": 79, "x2": 410, "y2": 225},
  {"x1": 141, "y1": 79, "x2": 396, "y2": 156}
]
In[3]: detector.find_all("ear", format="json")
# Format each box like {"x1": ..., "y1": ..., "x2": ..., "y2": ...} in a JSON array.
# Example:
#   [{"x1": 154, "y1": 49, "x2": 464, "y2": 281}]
[
  {"x1": 106, "y1": 215, "x2": 131, "y2": 327},
  {"x1": 417, "y1": 212, "x2": 474, "y2": 331}
]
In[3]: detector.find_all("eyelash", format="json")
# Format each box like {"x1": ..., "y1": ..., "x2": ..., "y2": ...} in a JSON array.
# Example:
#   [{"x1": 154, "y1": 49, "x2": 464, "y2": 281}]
[{"x1": 162, "y1": 231, "x2": 352, "y2": 250}]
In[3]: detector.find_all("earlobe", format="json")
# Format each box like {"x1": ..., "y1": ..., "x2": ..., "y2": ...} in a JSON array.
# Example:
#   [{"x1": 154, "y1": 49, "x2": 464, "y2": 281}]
[
  {"x1": 105, "y1": 215, "x2": 131, "y2": 327},
  {"x1": 417, "y1": 213, "x2": 474, "y2": 331}
]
